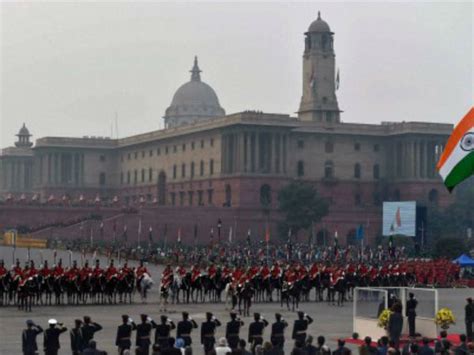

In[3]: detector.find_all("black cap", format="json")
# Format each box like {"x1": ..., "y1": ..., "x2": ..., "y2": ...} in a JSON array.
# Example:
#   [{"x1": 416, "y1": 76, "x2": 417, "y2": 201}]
[
  {"x1": 275, "y1": 313, "x2": 282, "y2": 320},
  {"x1": 83, "y1": 316, "x2": 91, "y2": 323},
  {"x1": 75, "y1": 319, "x2": 83, "y2": 326},
  {"x1": 161, "y1": 315, "x2": 168, "y2": 323},
  {"x1": 122, "y1": 315, "x2": 129, "y2": 322},
  {"x1": 182, "y1": 312, "x2": 189, "y2": 319},
  {"x1": 206, "y1": 312, "x2": 213, "y2": 319},
  {"x1": 297, "y1": 311, "x2": 304, "y2": 318},
  {"x1": 141, "y1": 314, "x2": 148, "y2": 320}
]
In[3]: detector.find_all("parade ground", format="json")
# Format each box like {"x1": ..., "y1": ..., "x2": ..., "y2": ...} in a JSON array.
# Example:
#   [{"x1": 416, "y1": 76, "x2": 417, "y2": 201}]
[{"x1": 0, "y1": 246, "x2": 471, "y2": 355}]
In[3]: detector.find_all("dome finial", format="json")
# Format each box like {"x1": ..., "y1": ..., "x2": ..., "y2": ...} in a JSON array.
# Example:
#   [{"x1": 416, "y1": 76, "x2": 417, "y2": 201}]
[
  {"x1": 317, "y1": 11, "x2": 321, "y2": 19},
  {"x1": 190, "y1": 55, "x2": 202, "y2": 82}
]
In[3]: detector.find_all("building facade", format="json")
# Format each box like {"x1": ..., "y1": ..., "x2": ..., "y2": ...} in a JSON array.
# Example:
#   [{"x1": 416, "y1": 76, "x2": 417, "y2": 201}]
[{"x1": 0, "y1": 13, "x2": 453, "y2": 244}]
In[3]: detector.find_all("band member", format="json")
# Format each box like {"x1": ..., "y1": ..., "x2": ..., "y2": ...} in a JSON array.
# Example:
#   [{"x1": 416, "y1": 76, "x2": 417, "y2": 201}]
[
  {"x1": 226, "y1": 311, "x2": 244, "y2": 350},
  {"x1": 292, "y1": 312, "x2": 313, "y2": 344},
  {"x1": 201, "y1": 312, "x2": 221, "y2": 355},
  {"x1": 22, "y1": 319, "x2": 43, "y2": 355},
  {"x1": 406, "y1": 293, "x2": 418, "y2": 337},
  {"x1": 271, "y1": 313, "x2": 288, "y2": 349},
  {"x1": 82, "y1": 316, "x2": 102, "y2": 348},
  {"x1": 177, "y1": 312, "x2": 198, "y2": 347},
  {"x1": 43, "y1": 319, "x2": 67, "y2": 355},
  {"x1": 116, "y1": 315, "x2": 136, "y2": 355},
  {"x1": 154, "y1": 315, "x2": 175, "y2": 349},
  {"x1": 248, "y1": 313, "x2": 268, "y2": 354},
  {"x1": 136, "y1": 314, "x2": 157, "y2": 355}
]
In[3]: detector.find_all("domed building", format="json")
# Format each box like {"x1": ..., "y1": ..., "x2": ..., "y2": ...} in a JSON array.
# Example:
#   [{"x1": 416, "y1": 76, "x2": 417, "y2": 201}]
[{"x1": 164, "y1": 56, "x2": 225, "y2": 128}]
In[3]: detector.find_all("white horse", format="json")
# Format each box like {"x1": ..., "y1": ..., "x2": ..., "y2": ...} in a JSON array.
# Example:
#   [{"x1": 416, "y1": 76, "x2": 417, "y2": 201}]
[
  {"x1": 224, "y1": 282, "x2": 236, "y2": 310},
  {"x1": 139, "y1": 273, "x2": 154, "y2": 303}
]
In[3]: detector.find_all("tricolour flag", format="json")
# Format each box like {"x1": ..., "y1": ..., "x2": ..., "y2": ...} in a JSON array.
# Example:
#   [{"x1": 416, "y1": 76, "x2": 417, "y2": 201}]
[
  {"x1": 265, "y1": 226, "x2": 270, "y2": 243},
  {"x1": 437, "y1": 107, "x2": 474, "y2": 192}
]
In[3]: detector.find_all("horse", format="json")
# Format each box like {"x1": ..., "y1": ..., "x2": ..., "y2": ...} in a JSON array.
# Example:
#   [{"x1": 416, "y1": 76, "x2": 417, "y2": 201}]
[
  {"x1": 17, "y1": 277, "x2": 36, "y2": 312},
  {"x1": 237, "y1": 282, "x2": 254, "y2": 317},
  {"x1": 281, "y1": 281, "x2": 301, "y2": 311},
  {"x1": 140, "y1": 273, "x2": 153, "y2": 303},
  {"x1": 117, "y1": 273, "x2": 135, "y2": 304}
]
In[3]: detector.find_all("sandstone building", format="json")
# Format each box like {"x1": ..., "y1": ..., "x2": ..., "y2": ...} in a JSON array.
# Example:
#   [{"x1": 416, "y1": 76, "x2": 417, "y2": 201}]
[{"x1": 0, "y1": 13, "x2": 452, "y2": 245}]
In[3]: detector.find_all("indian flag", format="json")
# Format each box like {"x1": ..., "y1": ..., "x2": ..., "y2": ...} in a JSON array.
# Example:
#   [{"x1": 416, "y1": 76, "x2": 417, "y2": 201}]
[{"x1": 437, "y1": 107, "x2": 474, "y2": 192}]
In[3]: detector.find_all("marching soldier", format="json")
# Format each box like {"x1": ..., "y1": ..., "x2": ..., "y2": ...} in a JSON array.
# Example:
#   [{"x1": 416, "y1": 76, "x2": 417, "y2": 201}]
[
  {"x1": 22, "y1": 319, "x2": 43, "y2": 355},
  {"x1": 136, "y1": 314, "x2": 158, "y2": 355},
  {"x1": 70, "y1": 319, "x2": 84, "y2": 355},
  {"x1": 292, "y1": 311, "x2": 313, "y2": 344},
  {"x1": 43, "y1": 319, "x2": 67, "y2": 355},
  {"x1": 201, "y1": 312, "x2": 222, "y2": 355},
  {"x1": 154, "y1": 315, "x2": 176, "y2": 349},
  {"x1": 248, "y1": 313, "x2": 268, "y2": 354},
  {"x1": 226, "y1": 311, "x2": 244, "y2": 350},
  {"x1": 116, "y1": 314, "x2": 137, "y2": 355},
  {"x1": 271, "y1": 313, "x2": 288, "y2": 349},
  {"x1": 177, "y1": 311, "x2": 198, "y2": 347},
  {"x1": 82, "y1": 315, "x2": 103, "y2": 348}
]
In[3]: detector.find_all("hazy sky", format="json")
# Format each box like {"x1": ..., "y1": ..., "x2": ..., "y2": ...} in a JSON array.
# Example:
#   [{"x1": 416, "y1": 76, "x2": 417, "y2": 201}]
[{"x1": 1, "y1": 1, "x2": 472, "y2": 148}]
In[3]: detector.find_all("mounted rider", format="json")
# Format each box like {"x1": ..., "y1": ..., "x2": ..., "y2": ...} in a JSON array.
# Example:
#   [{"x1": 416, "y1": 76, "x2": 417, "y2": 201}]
[
  {"x1": 0, "y1": 260, "x2": 7, "y2": 277},
  {"x1": 40, "y1": 260, "x2": 52, "y2": 278},
  {"x1": 13, "y1": 259, "x2": 23, "y2": 280},
  {"x1": 80, "y1": 261, "x2": 92, "y2": 281},
  {"x1": 207, "y1": 263, "x2": 217, "y2": 280},
  {"x1": 92, "y1": 259, "x2": 103, "y2": 278},
  {"x1": 270, "y1": 262, "x2": 282, "y2": 279},
  {"x1": 161, "y1": 264, "x2": 173, "y2": 288},
  {"x1": 191, "y1": 264, "x2": 201, "y2": 283},
  {"x1": 25, "y1": 260, "x2": 38, "y2": 278},
  {"x1": 260, "y1": 263, "x2": 271, "y2": 281},
  {"x1": 53, "y1": 259, "x2": 64, "y2": 278},
  {"x1": 66, "y1": 261, "x2": 79, "y2": 281},
  {"x1": 105, "y1": 259, "x2": 118, "y2": 281},
  {"x1": 176, "y1": 265, "x2": 187, "y2": 278}
]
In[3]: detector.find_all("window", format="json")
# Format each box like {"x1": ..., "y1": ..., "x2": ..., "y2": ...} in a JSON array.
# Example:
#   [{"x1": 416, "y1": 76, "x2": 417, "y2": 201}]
[
  {"x1": 127, "y1": 171, "x2": 131, "y2": 184},
  {"x1": 149, "y1": 150, "x2": 153, "y2": 157},
  {"x1": 134, "y1": 152, "x2": 138, "y2": 159},
  {"x1": 157, "y1": 147, "x2": 161, "y2": 155},
  {"x1": 188, "y1": 191, "x2": 194, "y2": 206},
  {"x1": 120, "y1": 172, "x2": 124, "y2": 184},
  {"x1": 179, "y1": 192, "x2": 185, "y2": 206},
  {"x1": 128, "y1": 153, "x2": 131, "y2": 160},
  {"x1": 297, "y1": 161, "x2": 305, "y2": 177},
  {"x1": 165, "y1": 146, "x2": 169, "y2": 154},
  {"x1": 297, "y1": 139, "x2": 305, "y2": 149},
  {"x1": 134, "y1": 170, "x2": 138, "y2": 183},
  {"x1": 181, "y1": 163, "x2": 186, "y2": 178},
  {"x1": 325, "y1": 141, "x2": 334, "y2": 153},
  {"x1": 99, "y1": 155, "x2": 106, "y2": 162},
  {"x1": 141, "y1": 169, "x2": 145, "y2": 182},
  {"x1": 373, "y1": 144, "x2": 380, "y2": 152},
  {"x1": 170, "y1": 192, "x2": 176, "y2": 206},
  {"x1": 260, "y1": 184, "x2": 272, "y2": 206},
  {"x1": 173, "y1": 165, "x2": 177, "y2": 179},
  {"x1": 324, "y1": 161, "x2": 334, "y2": 178},
  {"x1": 173, "y1": 145, "x2": 177, "y2": 153},
  {"x1": 354, "y1": 193, "x2": 361, "y2": 206},
  {"x1": 429, "y1": 189, "x2": 439, "y2": 205},
  {"x1": 354, "y1": 143, "x2": 360, "y2": 151},
  {"x1": 158, "y1": 171, "x2": 167, "y2": 205},
  {"x1": 210, "y1": 138, "x2": 214, "y2": 147},
  {"x1": 142, "y1": 151, "x2": 145, "y2": 158},
  {"x1": 208, "y1": 189, "x2": 213, "y2": 204},
  {"x1": 121, "y1": 155, "x2": 124, "y2": 162},
  {"x1": 209, "y1": 159, "x2": 214, "y2": 175},
  {"x1": 191, "y1": 162, "x2": 195, "y2": 178},
  {"x1": 201, "y1": 140, "x2": 205, "y2": 148},
  {"x1": 149, "y1": 168, "x2": 153, "y2": 182},
  {"x1": 99, "y1": 172, "x2": 106, "y2": 186},
  {"x1": 224, "y1": 184, "x2": 232, "y2": 207},
  {"x1": 200, "y1": 160, "x2": 204, "y2": 176},
  {"x1": 191, "y1": 141, "x2": 195, "y2": 150},
  {"x1": 354, "y1": 163, "x2": 361, "y2": 179},
  {"x1": 198, "y1": 190, "x2": 204, "y2": 206},
  {"x1": 373, "y1": 164, "x2": 380, "y2": 180},
  {"x1": 182, "y1": 143, "x2": 186, "y2": 151}
]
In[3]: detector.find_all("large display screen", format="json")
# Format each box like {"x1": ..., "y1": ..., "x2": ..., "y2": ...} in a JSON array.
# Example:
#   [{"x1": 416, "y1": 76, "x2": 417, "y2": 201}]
[{"x1": 382, "y1": 201, "x2": 416, "y2": 237}]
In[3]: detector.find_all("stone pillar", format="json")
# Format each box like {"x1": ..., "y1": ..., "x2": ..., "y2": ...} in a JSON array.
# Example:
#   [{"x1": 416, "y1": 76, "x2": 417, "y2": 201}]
[
  {"x1": 245, "y1": 132, "x2": 250, "y2": 173},
  {"x1": 282, "y1": 134, "x2": 287, "y2": 174},
  {"x1": 255, "y1": 131, "x2": 260, "y2": 173},
  {"x1": 424, "y1": 140, "x2": 429, "y2": 179},
  {"x1": 274, "y1": 133, "x2": 280, "y2": 173},
  {"x1": 238, "y1": 132, "x2": 245, "y2": 173}
]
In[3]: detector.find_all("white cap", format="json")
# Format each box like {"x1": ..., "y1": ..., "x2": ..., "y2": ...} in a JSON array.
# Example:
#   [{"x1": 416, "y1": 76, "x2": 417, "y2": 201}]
[{"x1": 48, "y1": 319, "x2": 57, "y2": 325}]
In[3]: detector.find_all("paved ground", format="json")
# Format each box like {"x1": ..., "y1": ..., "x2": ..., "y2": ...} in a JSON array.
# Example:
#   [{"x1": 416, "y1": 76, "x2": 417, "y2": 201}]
[{"x1": 0, "y1": 246, "x2": 471, "y2": 355}]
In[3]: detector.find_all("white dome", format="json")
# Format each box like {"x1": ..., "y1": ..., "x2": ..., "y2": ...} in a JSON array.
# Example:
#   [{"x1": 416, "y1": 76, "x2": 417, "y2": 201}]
[
  {"x1": 164, "y1": 57, "x2": 225, "y2": 128},
  {"x1": 308, "y1": 11, "x2": 331, "y2": 33}
]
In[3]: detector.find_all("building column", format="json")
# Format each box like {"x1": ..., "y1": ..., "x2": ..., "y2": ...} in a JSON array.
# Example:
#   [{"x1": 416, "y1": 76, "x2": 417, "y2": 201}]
[
  {"x1": 282, "y1": 134, "x2": 287, "y2": 174},
  {"x1": 238, "y1": 132, "x2": 245, "y2": 173},
  {"x1": 255, "y1": 131, "x2": 260, "y2": 173},
  {"x1": 244, "y1": 132, "x2": 250, "y2": 173},
  {"x1": 424, "y1": 140, "x2": 429, "y2": 179}
]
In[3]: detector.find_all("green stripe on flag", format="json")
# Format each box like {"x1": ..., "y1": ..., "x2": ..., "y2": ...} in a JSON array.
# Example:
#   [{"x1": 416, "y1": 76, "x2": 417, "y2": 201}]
[{"x1": 444, "y1": 152, "x2": 474, "y2": 191}]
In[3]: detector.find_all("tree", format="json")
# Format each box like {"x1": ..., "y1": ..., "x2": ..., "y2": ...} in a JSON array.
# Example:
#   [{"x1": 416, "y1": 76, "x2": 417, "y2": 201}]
[
  {"x1": 278, "y1": 181, "x2": 329, "y2": 238},
  {"x1": 432, "y1": 237, "x2": 466, "y2": 259}
]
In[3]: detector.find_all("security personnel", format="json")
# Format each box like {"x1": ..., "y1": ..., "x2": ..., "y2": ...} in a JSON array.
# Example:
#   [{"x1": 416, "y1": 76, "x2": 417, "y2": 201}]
[
  {"x1": 22, "y1": 319, "x2": 43, "y2": 355},
  {"x1": 43, "y1": 319, "x2": 67, "y2": 355},
  {"x1": 136, "y1": 314, "x2": 158, "y2": 355},
  {"x1": 248, "y1": 313, "x2": 268, "y2": 354},
  {"x1": 116, "y1": 314, "x2": 137, "y2": 354},
  {"x1": 70, "y1": 319, "x2": 84, "y2": 355},
  {"x1": 82, "y1": 315, "x2": 103, "y2": 348},
  {"x1": 226, "y1": 311, "x2": 244, "y2": 350},
  {"x1": 155, "y1": 315, "x2": 176, "y2": 349},
  {"x1": 271, "y1": 313, "x2": 288, "y2": 349},
  {"x1": 201, "y1": 312, "x2": 222, "y2": 355},
  {"x1": 292, "y1": 311, "x2": 313, "y2": 344},
  {"x1": 406, "y1": 293, "x2": 418, "y2": 337},
  {"x1": 177, "y1": 312, "x2": 198, "y2": 347}
]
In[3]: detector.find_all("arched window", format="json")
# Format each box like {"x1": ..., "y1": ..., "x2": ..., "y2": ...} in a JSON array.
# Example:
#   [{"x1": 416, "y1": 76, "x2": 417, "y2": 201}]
[
  {"x1": 324, "y1": 160, "x2": 334, "y2": 179},
  {"x1": 157, "y1": 171, "x2": 166, "y2": 205},
  {"x1": 354, "y1": 163, "x2": 361, "y2": 179},
  {"x1": 373, "y1": 164, "x2": 380, "y2": 180},
  {"x1": 297, "y1": 161, "x2": 305, "y2": 177},
  {"x1": 225, "y1": 184, "x2": 232, "y2": 207},
  {"x1": 260, "y1": 184, "x2": 272, "y2": 207},
  {"x1": 428, "y1": 189, "x2": 439, "y2": 205},
  {"x1": 325, "y1": 141, "x2": 334, "y2": 153}
]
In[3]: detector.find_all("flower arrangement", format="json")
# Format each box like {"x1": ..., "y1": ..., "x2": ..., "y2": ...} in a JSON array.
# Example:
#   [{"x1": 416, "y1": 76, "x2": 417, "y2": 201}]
[
  {"x1": 435, "y1": 308, "x2": 456, "y2": 330},
  {"x1": 377, "y1": 309, "x2": 392, "y2": 329}
]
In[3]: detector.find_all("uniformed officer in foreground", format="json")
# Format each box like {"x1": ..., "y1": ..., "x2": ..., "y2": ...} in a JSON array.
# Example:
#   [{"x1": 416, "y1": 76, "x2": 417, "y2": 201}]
[
  {"x1": 82, "y1": 315, "x2": 103, "y2": 348},
  {"x1": 248, "y1": 313, "x2": 269, "y2": 354},
  {"x1": 116, "y1": 314, "x2": 137, "y2": 355},
  {"x1": 226, "y1": 311, "x2": 244, "y2": 350},
  {"x1": 22, "y1": 319, "x2": 43, "y2": 355},
  {"x1": 292, "y1": 311, "x2": 313, "y2": 344},
  {"x1": 271, "y1": 313, "x2": 288, "y2": 349},
  {"x1": 201, "y1": 312, "x2": 222, "y2": 355},
  {"x1": 136, "y1": 314, "x2": 158, "y2": 355},
  {"x1": 70, "y1": 319, "x2": 84, "y2": 355},
  {"x1": 43, "y1": 319, "x2": 67, "y2": 355},
  {"x1": 177, "y1": 312, "x2": 198, "y2": 347},
  {"x1": 155, "y1": 315, "x2": 176, "y2": 349}
]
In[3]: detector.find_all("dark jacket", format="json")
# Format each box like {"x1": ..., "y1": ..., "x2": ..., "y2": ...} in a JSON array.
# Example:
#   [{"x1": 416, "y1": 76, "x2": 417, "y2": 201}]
[
  {"x1": 115, "y1": 322, "x2": 137, "y2": 348},
  {"x1": 177, "y1": 319, "x2": 198, "y2": 346},
  {"x1": 70, "y1": 327, "x2": 84, "y2": 353},
  {"x1": 292, "y1": 316, "x2": 313, "y2": 340},
  {"x1": 82, "y1": 322, "x2": 103, "y2": 346},
  {"x1": 466, "y1": 303, "x2": 473, "y2": 322},
  {"x1": 248, "y1": 319, "x2": 269, "y2": 343},
  {"x1": 136, "y1": 321, "x2": 158, "y2": 347},
  {"x1": 201, "y1": 319, "x2": 221, "y2": 345},
  {"x1": 44, "y1": 325, "x2": 67, "y2": 352},
  {"x1": 155, "y1": 322, "x2": 175, "y2": 346},
  {"x1": 419, "y1": 345, "x2": 434, "y2": 355},
  {"x1": 388, "y1": 313, "x2": 403, "y2": 339},
  {"x1": 22, "y1": 325, "x2": 43, "y2": 354},
  {"x1": 406, "y1": 299, "x2": 418, "y2": 317}
]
